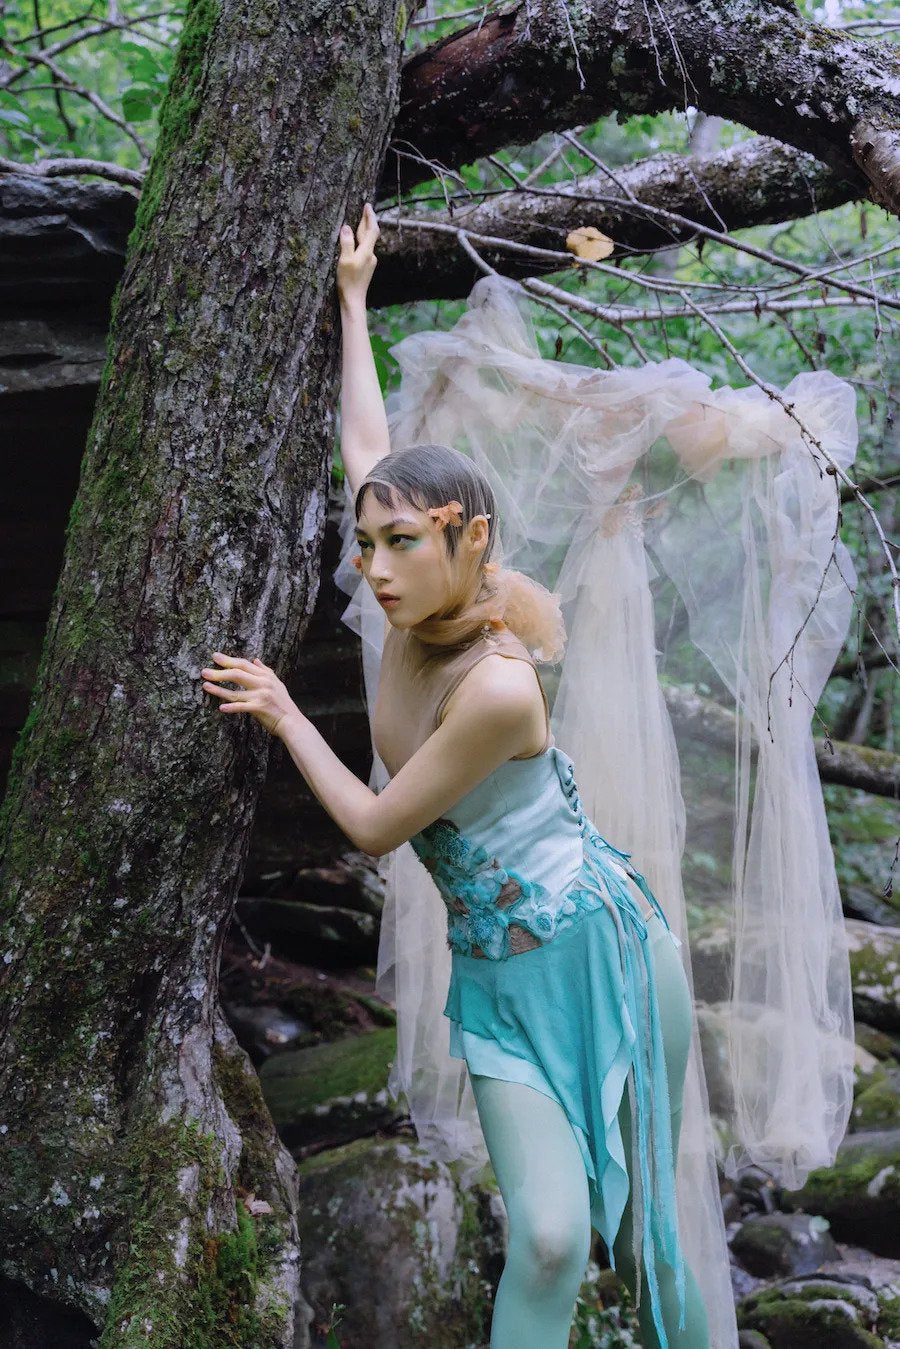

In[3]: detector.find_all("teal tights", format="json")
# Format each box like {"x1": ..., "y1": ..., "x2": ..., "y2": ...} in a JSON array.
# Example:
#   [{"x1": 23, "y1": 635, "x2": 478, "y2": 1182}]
[{"x1": 470, "y1": 914, "x2": 711, "y2": 1349}]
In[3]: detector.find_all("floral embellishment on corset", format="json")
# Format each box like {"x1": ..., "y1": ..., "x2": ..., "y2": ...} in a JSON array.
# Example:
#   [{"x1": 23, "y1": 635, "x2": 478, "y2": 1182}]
[{"x1": 409, "y1": 816, "x2": 576, "y2": 960}]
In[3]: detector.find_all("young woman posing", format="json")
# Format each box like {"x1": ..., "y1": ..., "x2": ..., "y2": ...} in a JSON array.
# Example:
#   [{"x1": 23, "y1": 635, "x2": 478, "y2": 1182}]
[{"x1": 200, "y1": 205, "x2": 711, "y2": 1349}]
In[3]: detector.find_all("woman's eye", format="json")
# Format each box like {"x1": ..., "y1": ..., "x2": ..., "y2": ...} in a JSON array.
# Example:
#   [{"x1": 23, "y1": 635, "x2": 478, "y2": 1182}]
[{"x1": 356, "y1": 534, "x2": 415, "y2": 551}]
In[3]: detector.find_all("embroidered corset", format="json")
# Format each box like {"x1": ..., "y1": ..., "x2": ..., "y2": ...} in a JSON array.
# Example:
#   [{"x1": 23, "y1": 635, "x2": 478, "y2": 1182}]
[{"x1": 408, "y1": 745, "x2": 670, "y2": 960}]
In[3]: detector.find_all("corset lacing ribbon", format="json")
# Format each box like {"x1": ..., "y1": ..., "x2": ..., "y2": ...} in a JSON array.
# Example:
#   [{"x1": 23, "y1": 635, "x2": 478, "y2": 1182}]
[
  {"x1": 559, "y1": 760, "x2": 680, "y2": 948},
  {"x1": 558, "y1": 757, "x2": 687, "y2": 1344}
]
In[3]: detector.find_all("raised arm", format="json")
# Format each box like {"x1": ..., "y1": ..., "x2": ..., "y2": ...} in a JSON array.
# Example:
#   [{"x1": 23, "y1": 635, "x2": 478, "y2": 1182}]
[{"x1": 336, "y1": 204, "x2": 391, "y2": 499}]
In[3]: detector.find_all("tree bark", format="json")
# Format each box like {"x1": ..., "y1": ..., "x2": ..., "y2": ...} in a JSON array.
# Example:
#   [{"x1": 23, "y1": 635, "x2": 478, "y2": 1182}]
[
  {"x1": 385, "y1": 0, "x2": 900, "y2": 213},
  {"x1": 370, "y1": 136, "x2": 858, "y2": 306},
  {"x1": 0, "y1": 0, "x2": 405, "y2": 1342}
]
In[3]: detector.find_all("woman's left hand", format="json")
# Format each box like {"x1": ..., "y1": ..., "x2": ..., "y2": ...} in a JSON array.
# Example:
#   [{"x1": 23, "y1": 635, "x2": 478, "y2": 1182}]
[{"x1": 201, "y1": 653, "x2": 299, "y2": 738}]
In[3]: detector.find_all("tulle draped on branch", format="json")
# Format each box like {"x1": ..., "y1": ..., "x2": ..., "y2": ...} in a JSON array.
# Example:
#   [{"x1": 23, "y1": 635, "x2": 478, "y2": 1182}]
[{"x1": 334, "y1": 276, "x2": 858, "y2": 1349}]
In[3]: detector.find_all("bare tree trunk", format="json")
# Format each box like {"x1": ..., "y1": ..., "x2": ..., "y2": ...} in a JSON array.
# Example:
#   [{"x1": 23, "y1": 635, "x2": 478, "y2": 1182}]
[{"x1": 0, "y1": 0, "x2": 405, "y2": 1342}]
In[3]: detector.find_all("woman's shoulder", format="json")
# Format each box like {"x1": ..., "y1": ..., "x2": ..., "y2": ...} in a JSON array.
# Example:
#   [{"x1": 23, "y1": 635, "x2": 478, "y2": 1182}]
[{"x1": 437, "y1": 626, "x2": 547, "y2": 733}]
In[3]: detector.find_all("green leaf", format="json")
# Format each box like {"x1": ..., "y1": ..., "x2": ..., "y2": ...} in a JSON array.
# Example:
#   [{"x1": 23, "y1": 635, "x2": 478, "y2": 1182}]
[
  {"x1": 370, "y1": 333, "x2": 398, "y2": 396},
  {"x1": 121, "y1": 85, "x2": 161, "y2": 121}
]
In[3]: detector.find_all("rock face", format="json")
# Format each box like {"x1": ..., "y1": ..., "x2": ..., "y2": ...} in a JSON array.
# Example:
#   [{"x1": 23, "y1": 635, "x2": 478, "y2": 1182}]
[
  {"x1": 737, "y1": 1274, "x2": 886, "y2": 1348},
  {"x1": 783, "y1": 1130, "x2": 900, "y2": 1258},
  {"x1": 729, "y1": 1212, "x2": 841, "y2": 1278},
  {"x1": 236, "y1": 897, "x2": 380, "y2": 969},
  {"x1": 850, "y1": 1065, "x2": 900, "y2": 1134},
  {"x1": 260, "y1": 1028, "x2": 403, "y2": 1157},
  {"x1": 845, "y1": 920, "x2": 900, "y2": 1033},
  {"x1": 292, "y1": 1135, "x2": 505, "y2": 1349}
]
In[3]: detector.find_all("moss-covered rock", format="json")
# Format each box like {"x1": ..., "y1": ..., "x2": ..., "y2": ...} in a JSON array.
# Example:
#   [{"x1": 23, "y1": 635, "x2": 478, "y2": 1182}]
[
  {"x1": 682, "y1": 913, "x2": 733, "y2": 1004},
  {"x1": 782, "y1": 1129, "x2": 900, "y2": 1257},
  {"x1": 850, "y1": 1067, "x2": 900, "y2": 1133},
  {"x1": 845, "y1": 919, "x2": 900, "y2": 1033},
  {"x1": 855, "y1": 1022, "x2": 900, "y2": 1064},
  {"x1": 824, "y1": 784, "x2": 899, "y2": 925},
  {"x1": 259, "y1": 1027, "x2": 402, "y2": 1155},
  {"x1": 695, "y1": 1001, "x2": 735, "y2": 1117},
  {"x1": 737, "y1": 1274, "x2": 886, "y2": 1348},
  {"x1": 730, "y1": 1213, "x2": 839, "y2": 1278},
  {"x1": 294, "y1": 1134, "x2": 503, "y2": 1348}
]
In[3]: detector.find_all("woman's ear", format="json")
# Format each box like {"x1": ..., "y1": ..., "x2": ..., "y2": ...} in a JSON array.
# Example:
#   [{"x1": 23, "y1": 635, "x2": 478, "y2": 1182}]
[{"x1": 466, "y1": 514, "x2": 491, "y2": 557}]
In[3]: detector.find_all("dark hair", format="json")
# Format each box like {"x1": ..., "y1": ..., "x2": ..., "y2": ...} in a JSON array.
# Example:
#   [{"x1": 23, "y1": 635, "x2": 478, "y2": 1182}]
[
  {"x1": 354, "y1": 443, "x2": 498, "y2": 563},
  {"x1": 354, "y1": 444, "x2": 566, "y2": 661}
]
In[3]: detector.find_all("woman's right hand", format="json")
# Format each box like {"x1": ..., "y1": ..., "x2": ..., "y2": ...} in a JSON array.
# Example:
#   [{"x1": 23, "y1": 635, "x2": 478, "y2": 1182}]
[{"x1": 337, "y1": 203, "x2": 379, "y2": 306}]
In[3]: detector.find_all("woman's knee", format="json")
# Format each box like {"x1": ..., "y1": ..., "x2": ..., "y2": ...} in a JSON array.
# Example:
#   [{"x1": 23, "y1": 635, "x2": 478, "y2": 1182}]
[{"x1": 511, "y1": 1208, "x2": 591, "y2": 1283}]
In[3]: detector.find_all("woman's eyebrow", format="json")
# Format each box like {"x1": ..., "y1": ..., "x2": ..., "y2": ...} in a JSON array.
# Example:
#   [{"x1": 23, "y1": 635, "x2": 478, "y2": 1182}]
[{"x1": 355, "y1": 516, "x2": 420, "y2": 536}]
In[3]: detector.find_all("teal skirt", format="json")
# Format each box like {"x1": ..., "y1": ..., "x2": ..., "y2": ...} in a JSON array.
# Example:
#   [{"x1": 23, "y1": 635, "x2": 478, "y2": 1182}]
[{"x1": 443, "y1": 866, "x2": 688, "y2": 1348}]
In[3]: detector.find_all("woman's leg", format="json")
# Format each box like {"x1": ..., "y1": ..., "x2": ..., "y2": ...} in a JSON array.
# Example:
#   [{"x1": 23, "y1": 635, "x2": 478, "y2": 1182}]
[
  {"x1": 469, "y1": 1073, "x2": 592, "y2": 1349},
  {"x1": 611, "y1": 915, "x2": 711, "y2": 1348}
]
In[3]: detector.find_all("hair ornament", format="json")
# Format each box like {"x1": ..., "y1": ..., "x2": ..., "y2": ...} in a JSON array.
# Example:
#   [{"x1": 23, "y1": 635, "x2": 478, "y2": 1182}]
[{"x1": 427, "y1": 499, "x2": 465, "y2": 530}]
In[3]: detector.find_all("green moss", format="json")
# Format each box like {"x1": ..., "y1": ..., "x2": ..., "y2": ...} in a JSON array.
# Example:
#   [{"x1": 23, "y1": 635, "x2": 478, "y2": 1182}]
[
  {"x1": 880, "y1": 1295, "x2": 900, "y2": 1338},
  {"x1": 101, "y1": 1113, "x2": 288, "y2": 1349},
  {"x1": 738, "y1": 1285, "x2": 884, "y2": 1348},
  {"x1": 353, "y1": 993, "x2": 397, "y2": 1027},
  {"x1": 101, "y1": 1117, "x2": 222, "y2": 1346},
  {"x1": 295, "y1": 1132, "x2": 376, "y2": 1179},
  {"x1": 129, "y1": 0, "x2": 220, "y2": 255},
  {"x1": 259, "y1": 1027, "x2": 396, "y2": 1124},
  {"x1": 851, "y1": 1076, "x2": 900, "y2": 1131},
  {"x1": 212, "y1": 1040, "x2": 279, "y2": 1197},
  {"x1": 855, "y1": 1023, "x2": 900, "y2": 1063},
  {"x1": 278, "y1": 977, "x2": 367, "y2": 1037},
  {"x1": 801, "y1": 1150, "x2": 899, "y2": 1205}
]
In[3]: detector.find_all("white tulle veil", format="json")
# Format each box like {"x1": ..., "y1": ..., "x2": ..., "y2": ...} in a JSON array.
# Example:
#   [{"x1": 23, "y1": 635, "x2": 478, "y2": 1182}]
[{"x1": 334, "y1": 276, "x2": 858, "y2": 1349}]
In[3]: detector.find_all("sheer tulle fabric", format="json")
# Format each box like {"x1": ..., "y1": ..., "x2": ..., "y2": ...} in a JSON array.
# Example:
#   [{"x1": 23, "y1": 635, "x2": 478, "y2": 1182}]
[{"x1": 334, "y1": 276, "x2": 857, "y2": 1349}]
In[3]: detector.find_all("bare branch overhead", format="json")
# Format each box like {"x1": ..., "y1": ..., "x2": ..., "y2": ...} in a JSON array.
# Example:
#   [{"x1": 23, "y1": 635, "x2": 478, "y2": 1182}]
[
  {"x1": 370, "y1": 136, "x2": 860, "y2": 306},
  {"x1": 383, "y1": 0, "x2": 900, "y2": 214}
]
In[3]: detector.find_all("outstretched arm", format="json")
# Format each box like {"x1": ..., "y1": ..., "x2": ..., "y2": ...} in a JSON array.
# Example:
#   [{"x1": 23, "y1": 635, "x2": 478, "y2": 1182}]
[
  {"x1": 337, "y1": 204, "x2": 391, "y2": 499},
  {"x1": 200, "y1": 652, "x2": 541, "y2": 857}
]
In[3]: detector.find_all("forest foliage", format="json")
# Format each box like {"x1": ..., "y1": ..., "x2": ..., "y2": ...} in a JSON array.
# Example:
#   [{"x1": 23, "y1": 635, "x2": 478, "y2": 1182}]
[{"x1": 1, "y1": 0, "x2": 896, "y2": 766}]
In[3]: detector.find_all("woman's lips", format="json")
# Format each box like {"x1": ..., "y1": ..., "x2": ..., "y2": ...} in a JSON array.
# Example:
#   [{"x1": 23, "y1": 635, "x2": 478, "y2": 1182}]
[{"x1": 377, "y1": 596, "x2": 400, "y2": 606}]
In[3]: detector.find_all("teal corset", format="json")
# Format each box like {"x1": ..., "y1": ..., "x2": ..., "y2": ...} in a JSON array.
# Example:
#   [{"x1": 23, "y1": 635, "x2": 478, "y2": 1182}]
[{"x1": 408, "y1": 745, "x2": 672, "y2": 960}]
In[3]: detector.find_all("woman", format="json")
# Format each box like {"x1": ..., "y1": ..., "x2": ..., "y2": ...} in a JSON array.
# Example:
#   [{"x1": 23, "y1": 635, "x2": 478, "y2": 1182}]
[
  {"x1": 203, "y1": 204, "x2": 857, "y2": 1349},
  {"x1": 201, "y1": 205, "x2": 711, "y2": 1348}
]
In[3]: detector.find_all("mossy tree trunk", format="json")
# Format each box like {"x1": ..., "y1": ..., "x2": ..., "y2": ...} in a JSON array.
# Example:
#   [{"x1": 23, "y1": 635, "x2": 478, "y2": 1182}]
[{"x1": 0, "y1": 0, "x2": 406, "y2": 1342}]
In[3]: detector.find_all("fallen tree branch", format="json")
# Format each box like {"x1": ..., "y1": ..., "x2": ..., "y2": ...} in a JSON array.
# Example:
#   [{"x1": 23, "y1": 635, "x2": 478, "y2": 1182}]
[
  {"x1": 370, "y1": 136, "x2": 862, "y2": 305},
  {"x1": 661, "y1": 683, "x2": 900, "y2": 798}
]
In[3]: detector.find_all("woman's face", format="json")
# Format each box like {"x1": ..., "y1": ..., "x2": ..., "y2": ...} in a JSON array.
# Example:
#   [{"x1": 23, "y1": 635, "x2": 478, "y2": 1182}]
[{"x1": 355, "y1": 489, "x2": 486, "y2": 628}]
